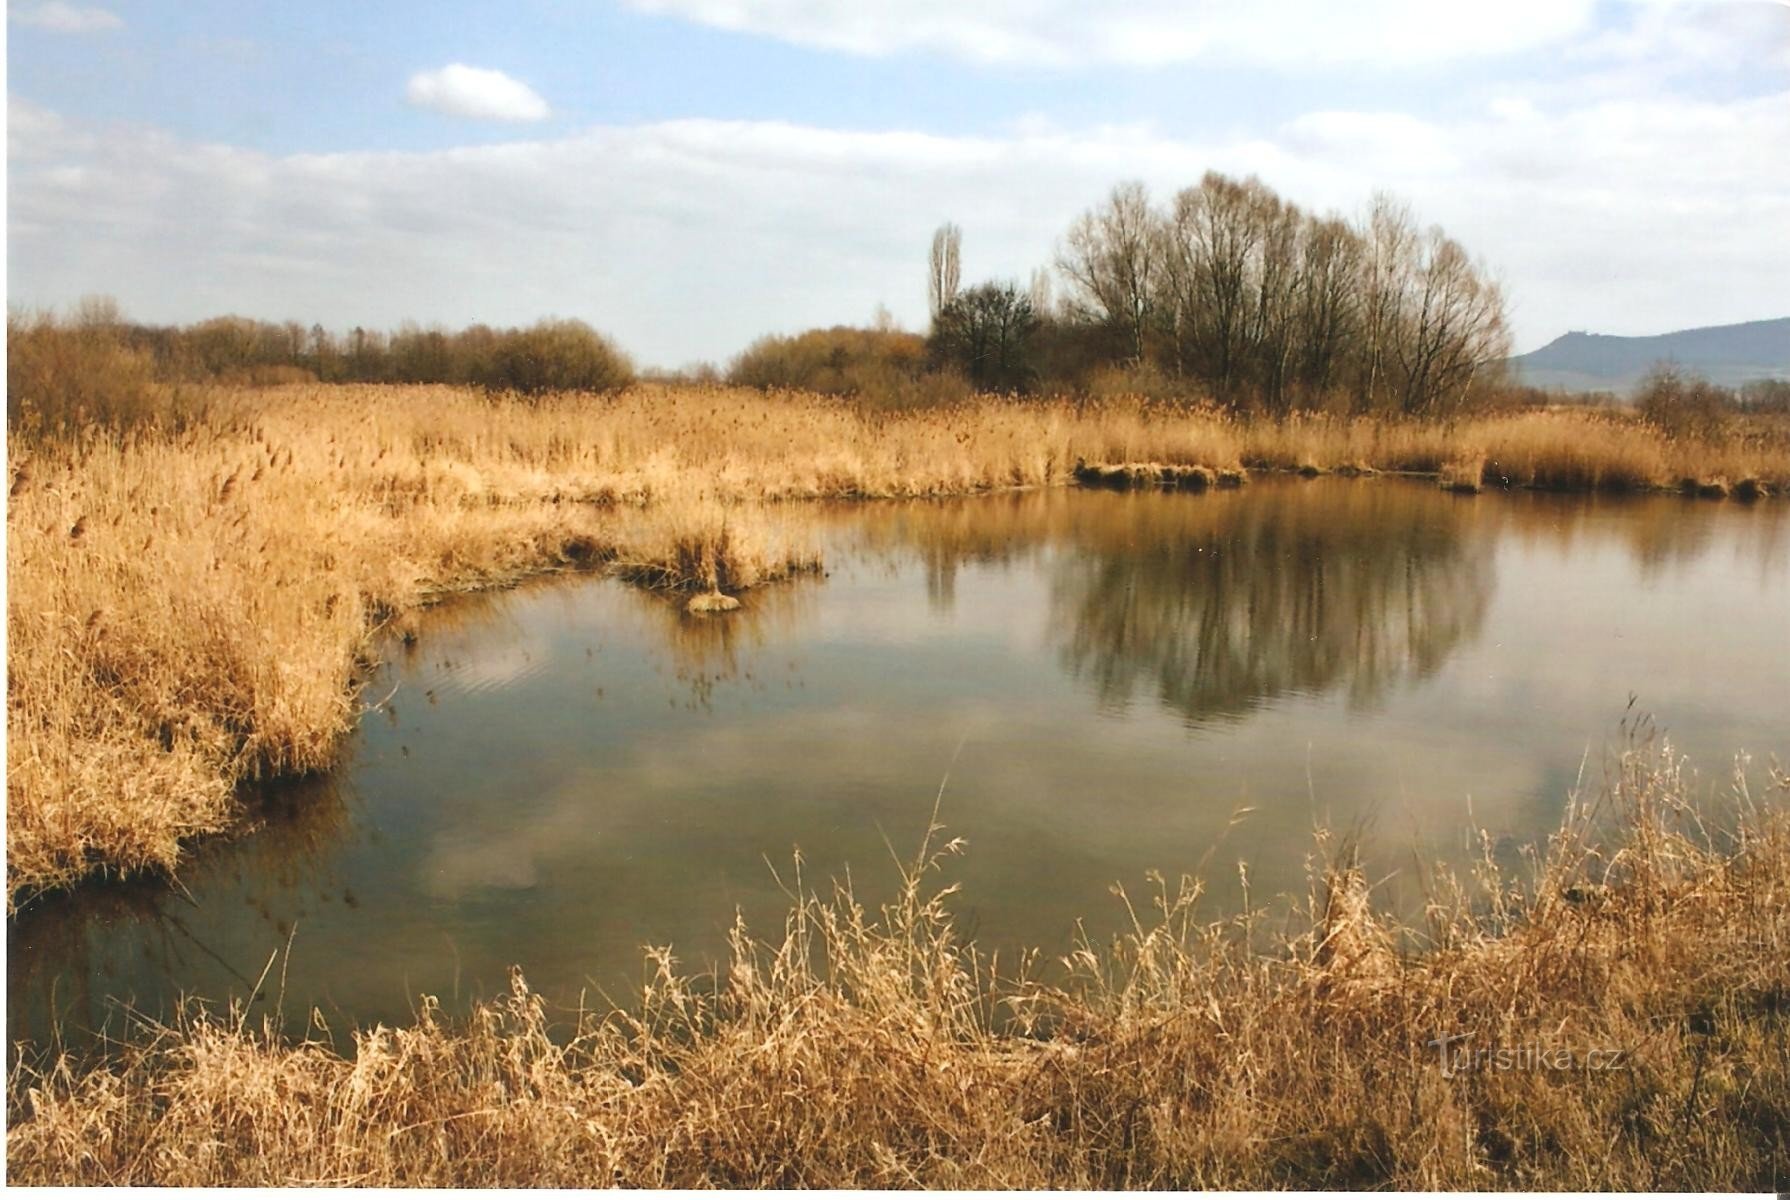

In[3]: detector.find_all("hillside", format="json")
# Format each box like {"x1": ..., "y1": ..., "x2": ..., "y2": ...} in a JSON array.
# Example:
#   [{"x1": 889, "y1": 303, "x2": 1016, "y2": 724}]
[{"x1": 1508, "y1": 317, "x2": 1790, "y2": 392}]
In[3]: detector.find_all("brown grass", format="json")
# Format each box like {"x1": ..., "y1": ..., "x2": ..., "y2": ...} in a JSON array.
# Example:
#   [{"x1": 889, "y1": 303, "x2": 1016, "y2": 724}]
[
  {"x1": 7, "y1": 743, "x2": 1787, "y2": 1187},
  {"x1": 9, "y1": 384, "x2": 1789, "y2": 904}
]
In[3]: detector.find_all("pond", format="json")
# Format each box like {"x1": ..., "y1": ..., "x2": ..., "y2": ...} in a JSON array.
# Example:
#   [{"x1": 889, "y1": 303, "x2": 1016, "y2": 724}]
[{"x1": 10, "y1": 478, "x2": 1789, "y2": 1049}]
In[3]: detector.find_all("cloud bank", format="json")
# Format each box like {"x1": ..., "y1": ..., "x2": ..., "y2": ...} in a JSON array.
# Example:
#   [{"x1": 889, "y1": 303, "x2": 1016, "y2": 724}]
[{"x1": 9, "y1": 84, "x2": 1788, "y2": 366}]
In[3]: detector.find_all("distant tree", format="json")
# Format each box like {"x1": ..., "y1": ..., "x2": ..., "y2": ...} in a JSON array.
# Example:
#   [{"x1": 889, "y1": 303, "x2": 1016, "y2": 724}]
[
  {"x1": 1635, "y1": 365, "x2": 1732, "y2": 438},
  {"x1": 1058, "y1": 181, "x2": 1159, "y2": 365},
  {"x1": 927, "y1": 223, "x2": 963, "y2": 324},
  {"x1": 481, "y1": 319, "x2": 634, "y2": 395},
  {"x1": 1738, "y1": 378, "x2": 1790, "y2": 415},
  {"x1": 1391, "y1": 228, "x2": 1509, "y2": 416},
  {"x1": 728, "y1": 325, "x2": 925, "y2": 396},
  {"x1": 307, "y1": 324, "x2": 341, "y2": 381},
  {"x1": 71, "y1": 294, "x2": 125, "y2": 331},
  {"x1": 346, "y1": 326, "x2": 387, "y2": 381},
  {"x1": 1027, "y1": 268, "x2": 1055, "y2": 320},
  {"x1": 930, "y1": 281, "x2": 1037, "y2": 392}
]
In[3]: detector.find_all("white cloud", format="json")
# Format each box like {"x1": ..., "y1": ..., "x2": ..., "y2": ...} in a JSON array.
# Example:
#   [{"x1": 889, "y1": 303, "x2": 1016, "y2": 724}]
[
  {"x1": 625, "y1": 0, "x2": 1602, "y2": 66},
  {"x1": 405, "y1": 64, "x2": 551, "y2": 122},
  {"x1": 9, "y1": 2, "x2": 123, "y2": 33},
  {"x1": 8, "y1": 90, "x2": 1788, "y2": 366}
]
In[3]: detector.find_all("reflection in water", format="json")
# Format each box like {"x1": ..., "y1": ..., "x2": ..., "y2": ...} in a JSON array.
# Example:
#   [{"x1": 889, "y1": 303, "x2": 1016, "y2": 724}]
[
  {"x1": 841, "y1": 484, "x2": 1492, "y2": 721},
  {"x1": 8, "y1": 775, "x2": 351, "y2": 1053},
  {"x1": 9, "y1": 479, "x2": 1789, "y2": 1056},
  {"x1": 636, "y1": 582, "x2": 822, "y2": 706},
  {"x1": 1045, "y1": 487, "x2": 1489, "y2": 723}
]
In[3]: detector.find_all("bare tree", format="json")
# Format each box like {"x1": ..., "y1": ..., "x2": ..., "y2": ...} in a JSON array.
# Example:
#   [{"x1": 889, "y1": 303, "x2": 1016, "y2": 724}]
[
  {"x1": 1292, "y1": 215, "x2": 1364, "y2": 399},
  {"x1": 1393, "y1": 229, "x2": 1509, "y2": 416},
  {"x1": 927, "y1": 222, "x2": 962, "y2": 324},
  {"x1": 1158, "y1": 173, "x2": 1263, "y2": 400},
  {"x1": 1039, "y1": 173, "x2": 1506, "y2": 414},
  {"x1": 71, "y1": 294, "x2": 124, "y2": 331},
  {"x1": 1357, "y1": 192, "x2": 1418, "y2": 412},
  {"x1": 1058, "y1": 181, "x2": 1159, "y2": 364},
  {"x1": 1247, "y1": 183, "x2": 1304, "y2": 412},
  {"x1": 930, "y1": 281, "x2": 1037, "y2": 391},
  {"x1": 1027, "y1": 267, "x2": 1055, "y2": 321}
]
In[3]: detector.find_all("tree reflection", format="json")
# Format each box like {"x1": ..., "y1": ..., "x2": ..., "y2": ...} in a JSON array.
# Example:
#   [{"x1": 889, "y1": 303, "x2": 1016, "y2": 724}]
[
  {"x1": 1047, "y1": 485, "x2": 1493, "y2": 724},
  {"x1": 843, "y1": 482, "x2": 1496, "y2": 726}
]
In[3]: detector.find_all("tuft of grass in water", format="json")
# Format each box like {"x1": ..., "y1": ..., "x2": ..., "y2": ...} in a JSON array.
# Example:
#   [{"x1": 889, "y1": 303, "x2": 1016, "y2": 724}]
[
  {"x1": 1438, "y1": 458, "x2": 1485, "y2": 494},
  {"x1": 7, "y1": 743, "x2": 1787, "y2": 1188},
  {"x1": 1734, "y1": 477, "x2": 1771, "y2": 502},
  {"x1": 1073, "y1": 461, "x2": 1230, "y2": 492}
]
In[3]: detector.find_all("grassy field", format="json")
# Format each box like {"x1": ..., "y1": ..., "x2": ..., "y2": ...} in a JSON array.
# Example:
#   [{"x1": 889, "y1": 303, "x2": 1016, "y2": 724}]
[
  {"x1": 8, "y1": 382, "x2": 1790, "y2": 905},
  {"x1": 7, "y1": 743, "x2": 1787, "y2": 1187}
]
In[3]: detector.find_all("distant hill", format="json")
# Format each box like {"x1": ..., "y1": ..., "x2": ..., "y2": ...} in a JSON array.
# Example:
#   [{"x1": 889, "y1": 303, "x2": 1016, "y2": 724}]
[{"x1": 1507, "y1": 317, "x2": 1790, "y2": 393}]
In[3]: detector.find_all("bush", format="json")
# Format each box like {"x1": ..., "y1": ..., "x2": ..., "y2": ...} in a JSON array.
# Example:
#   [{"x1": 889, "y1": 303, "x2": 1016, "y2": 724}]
[
  {"x1": 6, "y1": 313, "x2": 203, "y2": 441},
  {"x1": 728, "y1": 326, "x2": 928, "y2": 397},
  {"x1": 478, "y1": 319, "x2": 635, "y2": 395},
  {"x1": 1636, "y1": 365, "x2": 1733, "y2": 439}
]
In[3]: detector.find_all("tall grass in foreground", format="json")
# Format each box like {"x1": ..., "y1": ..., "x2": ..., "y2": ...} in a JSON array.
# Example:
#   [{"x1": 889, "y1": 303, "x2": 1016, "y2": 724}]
[
  {"x1": 8, "y1": 744, "x2": 1787, "y2": 1187},
  {"x1": 8, "y1": 383, "x2": 1789, "y2": 903}
]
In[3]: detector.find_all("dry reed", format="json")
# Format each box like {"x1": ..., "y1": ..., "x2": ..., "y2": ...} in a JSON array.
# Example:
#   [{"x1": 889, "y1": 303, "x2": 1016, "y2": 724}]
[{"x1": 7, "y1": 743, "x2": 1786, "y2": 1188}]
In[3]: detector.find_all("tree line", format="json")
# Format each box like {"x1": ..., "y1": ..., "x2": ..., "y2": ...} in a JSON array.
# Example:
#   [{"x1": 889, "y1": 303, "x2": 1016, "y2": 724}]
[
  {"x1": 10, "y1": 298, "x2": 635, "y2": 395},
  {"x1": 917, "y1": 172, "x2": 1512, "y2": 415}
]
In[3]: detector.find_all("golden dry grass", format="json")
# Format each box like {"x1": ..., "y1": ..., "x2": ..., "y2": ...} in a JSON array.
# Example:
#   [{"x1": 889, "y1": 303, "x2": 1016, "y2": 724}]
[
  {"x1": 8, "y1": 383, "x2": 1788, "y2": 904},
  {"x1": 7, "y1": 743, "x2": 1787, "y2": 1188}
]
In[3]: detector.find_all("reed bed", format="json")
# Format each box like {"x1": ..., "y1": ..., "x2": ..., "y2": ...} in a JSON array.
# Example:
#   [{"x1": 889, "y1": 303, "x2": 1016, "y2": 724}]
[
  {"x1": 7, "y1": 743, "x2": 1786, "y2": 1188},
  {"x1": 8, "y1": 384, "x2": 1788, "y2": 903}
]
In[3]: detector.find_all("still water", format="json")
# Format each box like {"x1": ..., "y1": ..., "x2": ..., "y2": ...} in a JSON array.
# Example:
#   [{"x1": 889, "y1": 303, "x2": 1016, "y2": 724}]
[{"x1": 10, "y1": 479, "x2": 1789, "y2": 1047}]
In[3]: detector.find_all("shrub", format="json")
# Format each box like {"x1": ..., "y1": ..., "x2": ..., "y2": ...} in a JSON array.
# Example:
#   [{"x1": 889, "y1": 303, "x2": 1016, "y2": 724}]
[
  {"x1": 5, "y1": 312, "x2": 202, "y2": 440},
  {"x1": 728, "y1": 325, "x2": 927, "y2": 396},
  {"x1": 479, "y1": 319, "x2": 635, "y2": 395},
  {"x1": 1636, "y1": 365, "x2": 1733, "y2": 440}
]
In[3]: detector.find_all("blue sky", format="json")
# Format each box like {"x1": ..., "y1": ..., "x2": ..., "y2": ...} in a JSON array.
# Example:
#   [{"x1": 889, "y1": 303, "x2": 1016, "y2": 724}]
[{"x1": 8, "y1": 1, "x2": 1789, "y2": 366}]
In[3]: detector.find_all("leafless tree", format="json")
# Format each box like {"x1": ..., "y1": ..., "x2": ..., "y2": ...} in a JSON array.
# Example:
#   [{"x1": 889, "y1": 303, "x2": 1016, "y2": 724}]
[
  {"x1": 1058, "y1": 181, "x2": 1159, "y2": 364},
  {"x1": 1027, "y1": 267, "x2": 1055, "y2": 321},
  {"x1": 1292, "y1": 215, "x2": 1364, "y2": 399},
  {"x1": 1157, "y1": 173, "x2": 1265, "y2": 399},
  {"x1": 1393, "y1": 229, "x2": 1509, "y2": 415},
  {"x1": 1357, "y1": 192, "x2": 1418, "y2": 411},
  {"x1": 928, "y1": 222, "x2": 962, "y2": 324}
]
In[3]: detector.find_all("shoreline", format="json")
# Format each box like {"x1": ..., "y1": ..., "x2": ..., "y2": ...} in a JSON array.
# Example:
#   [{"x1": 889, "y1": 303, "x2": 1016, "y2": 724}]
[{"x1": 9, "y1": 742, "x2": 1787, "y2": 1187}]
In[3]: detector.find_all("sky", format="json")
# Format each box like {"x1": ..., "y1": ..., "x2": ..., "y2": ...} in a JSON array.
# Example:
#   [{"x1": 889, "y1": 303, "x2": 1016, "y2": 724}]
[{"x1": 6, "y1": 0, "x2": 1789, "y2": 367}]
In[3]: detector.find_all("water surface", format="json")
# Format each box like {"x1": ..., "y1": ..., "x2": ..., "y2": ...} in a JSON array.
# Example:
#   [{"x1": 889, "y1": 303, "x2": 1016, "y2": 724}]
[{"x1": 11, "y1": 479, "x2": 1788, "y2": 1047}]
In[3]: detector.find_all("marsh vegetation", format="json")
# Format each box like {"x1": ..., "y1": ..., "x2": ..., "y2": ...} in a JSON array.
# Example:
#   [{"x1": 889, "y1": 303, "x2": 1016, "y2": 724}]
[
  {"x1": 10, "y1": 367, "x2": 1788, "y2": 905},
  {"x1": 7, "y1": 241, "x2": 1790, "y2": 1186}
]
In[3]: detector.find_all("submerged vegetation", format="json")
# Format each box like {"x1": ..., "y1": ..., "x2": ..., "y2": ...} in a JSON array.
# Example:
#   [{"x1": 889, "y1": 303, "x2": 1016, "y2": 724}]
[{"x1": 8, "y1": 743, "x2": 1788, "y2": 1187}]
